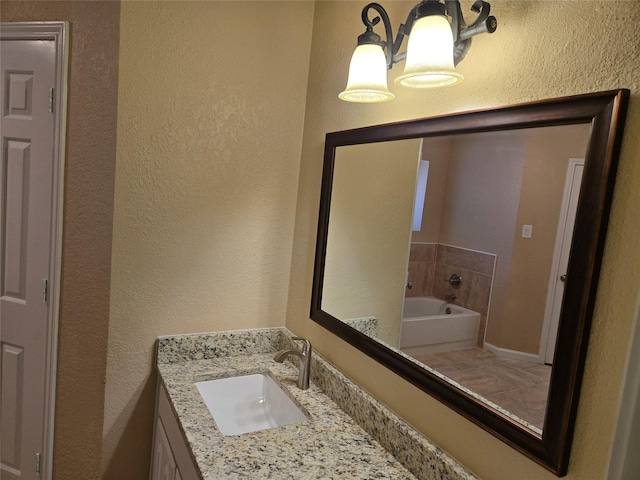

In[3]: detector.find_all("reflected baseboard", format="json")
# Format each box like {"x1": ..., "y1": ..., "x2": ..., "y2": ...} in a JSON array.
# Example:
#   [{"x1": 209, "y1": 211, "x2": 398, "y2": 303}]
[{"x1": 483, "y1": 342, "x2": 543, "y2": 364}]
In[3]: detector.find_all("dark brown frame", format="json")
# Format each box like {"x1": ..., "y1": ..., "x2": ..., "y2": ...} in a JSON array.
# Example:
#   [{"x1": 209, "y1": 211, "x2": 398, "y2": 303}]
[{"x1": 310, "y1": 90, "x2": 629, "y2": 476}]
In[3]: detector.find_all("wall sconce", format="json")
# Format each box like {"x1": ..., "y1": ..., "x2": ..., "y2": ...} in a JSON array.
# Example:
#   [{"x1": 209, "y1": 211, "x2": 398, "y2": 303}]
[{"x1": 339, "y1": 0, "x2": 497, "y2": 103}]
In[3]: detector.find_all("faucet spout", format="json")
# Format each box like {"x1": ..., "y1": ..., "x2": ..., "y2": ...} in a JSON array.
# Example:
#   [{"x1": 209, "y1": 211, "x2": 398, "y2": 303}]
[{"x1": 273, "y1": 337, "x2": 312, "y2": 390}]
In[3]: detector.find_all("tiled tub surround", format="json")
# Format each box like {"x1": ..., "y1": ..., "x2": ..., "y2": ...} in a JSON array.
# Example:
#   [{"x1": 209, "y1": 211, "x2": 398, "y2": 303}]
[
  {"x1": 407, "y1": 243, "x2": 495, "y2": 347},
  {"x1": 156, "y1": 328, "x2": 477, "y2": 480}
]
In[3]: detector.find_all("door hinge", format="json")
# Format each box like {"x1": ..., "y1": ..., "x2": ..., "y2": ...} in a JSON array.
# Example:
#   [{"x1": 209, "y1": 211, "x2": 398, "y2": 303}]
[
  {"x1": 36, "y1": 453, "x2": 41, "y2": 474},
  {"x1": 48, "y1": 87, "x2": 54, "y2": 113},
  {"x1": 42, "y1": 279, "x2": 48, "y2": 303}
]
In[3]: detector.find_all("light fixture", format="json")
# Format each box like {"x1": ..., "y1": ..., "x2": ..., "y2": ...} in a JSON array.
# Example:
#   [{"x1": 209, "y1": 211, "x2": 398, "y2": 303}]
[{"x1": 339, "y1": 0, "x2": 497, "y2": 103}]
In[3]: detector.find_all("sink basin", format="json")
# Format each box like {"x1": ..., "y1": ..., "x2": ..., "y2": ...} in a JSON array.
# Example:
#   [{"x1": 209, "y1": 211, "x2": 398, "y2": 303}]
[{"x1": 195, "y1": 373, "x2": 309, "y2": 436}]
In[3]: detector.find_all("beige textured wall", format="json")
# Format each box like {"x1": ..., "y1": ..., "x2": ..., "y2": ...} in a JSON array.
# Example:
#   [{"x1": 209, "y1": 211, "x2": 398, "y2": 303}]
[
  {"x1": 323, "y1": 139, "x2": 421, "y2": 346},
  {"x1": 413, "y1": 136, "x2": 452, "y2": 243},
  {"x1": 103, "y1": 1, "x2": 313, "y2": 477},
  {"x1": 441, "y1": 131, "x2": 525, "y2": 253},
  {"x1": 1, "y1": 3, "x2": 119, "y2": 479},
  {"x1": 287, "y1": 2, "x2": 640, "y2": 479},
  {"x1": 498, "y1": 124, "x2": 591, "y2": 354}
]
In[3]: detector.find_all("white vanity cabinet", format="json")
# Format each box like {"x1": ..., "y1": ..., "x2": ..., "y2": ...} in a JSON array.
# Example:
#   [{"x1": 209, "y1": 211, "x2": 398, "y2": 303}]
[
  {"x1": 152, "y1": 417, "x2": 178, "y2": 480},
  {"x1": 150, "y1": 382, "x2": 200, "y2": 480}
]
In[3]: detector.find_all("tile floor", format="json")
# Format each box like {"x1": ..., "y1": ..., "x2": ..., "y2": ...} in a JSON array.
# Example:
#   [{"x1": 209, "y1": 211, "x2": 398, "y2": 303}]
[{"x1": 412, "y1": 348, "x2": 552, "y2": 431}]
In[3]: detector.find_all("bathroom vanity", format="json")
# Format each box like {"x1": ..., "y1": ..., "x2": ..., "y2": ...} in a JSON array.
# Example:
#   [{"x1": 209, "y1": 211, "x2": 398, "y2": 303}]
[{"x1": 150, "y1": 328, "x2": 477, "y2": 479}]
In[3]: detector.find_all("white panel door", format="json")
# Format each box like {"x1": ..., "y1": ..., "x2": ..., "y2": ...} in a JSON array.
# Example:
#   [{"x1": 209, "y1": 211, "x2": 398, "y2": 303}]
[
  {"x1": 1, "y1": 37, "x2": 56, "y2": 479},
  {"x1": 542, "y1": 159, "x2": 584, "y2": 364}
]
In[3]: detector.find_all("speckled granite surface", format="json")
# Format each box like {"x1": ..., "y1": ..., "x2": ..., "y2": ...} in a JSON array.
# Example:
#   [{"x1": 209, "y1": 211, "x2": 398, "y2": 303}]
[
  {"x1": 156, "y1": 328, "x2": 477, "y2": 480},
  {"x1": 343, "y1": 317, "x2": 378, "y2": 338},
  {"x1": 157, "y1": 328, "x2": 289, "y2": 364}
]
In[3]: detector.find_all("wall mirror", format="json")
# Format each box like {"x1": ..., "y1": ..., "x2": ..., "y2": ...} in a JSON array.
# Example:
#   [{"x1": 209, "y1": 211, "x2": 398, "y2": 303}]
[{"x1": 311, "y1": 90, "x2": 629, "y2": 476}]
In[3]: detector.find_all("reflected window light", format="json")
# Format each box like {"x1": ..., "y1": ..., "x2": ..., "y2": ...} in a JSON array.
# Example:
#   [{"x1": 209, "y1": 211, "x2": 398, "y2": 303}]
[{"x1": 412, "y1": 160, "x2": 430, "y2": 231}]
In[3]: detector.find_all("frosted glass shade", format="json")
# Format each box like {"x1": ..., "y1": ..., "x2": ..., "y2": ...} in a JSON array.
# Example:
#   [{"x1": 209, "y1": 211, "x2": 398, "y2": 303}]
[
  {"x1": 339, "y1": 44, "x2": 395, "y2": 103},
  {"x1": 395, "y1": 15, "x2": 463, "y2": 88}
]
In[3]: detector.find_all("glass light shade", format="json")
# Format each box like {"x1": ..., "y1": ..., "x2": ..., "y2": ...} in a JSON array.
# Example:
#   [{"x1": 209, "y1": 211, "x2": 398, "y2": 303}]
[
  {"x1": 339, "y1": 44, "x2": 395, "y2": 103},
  {"x1": 395, "y1": 15, "x2": 463, "y2": 88}
]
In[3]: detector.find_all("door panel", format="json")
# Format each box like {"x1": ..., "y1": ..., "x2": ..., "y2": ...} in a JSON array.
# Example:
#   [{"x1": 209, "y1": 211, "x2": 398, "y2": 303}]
[
  {"x1": 152, "y1": 418, "x2": 178, "y2": 480},
  {"x1": 4, "y1": 139, "x2": 30, "y2": 302},
  {"x1": 1, "y1": 343, "x2": 24, "y2": 472},
  {"x1": 1, "y1": 38, "x2": 56, "y2": 479}
]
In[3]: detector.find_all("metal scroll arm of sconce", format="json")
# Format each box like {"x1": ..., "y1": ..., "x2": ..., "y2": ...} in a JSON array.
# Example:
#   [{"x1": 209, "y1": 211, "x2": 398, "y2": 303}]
[{"x1": 339, "y1": 0, "x2": 497, "y2": 103}]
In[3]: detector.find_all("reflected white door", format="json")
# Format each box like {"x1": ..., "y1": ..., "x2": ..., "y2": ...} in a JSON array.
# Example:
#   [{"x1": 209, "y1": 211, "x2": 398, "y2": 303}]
[
  {"x1": 542, "y1": 158, "x2": 584, "y2": 365},
  {"x1": 1, "y1": 33, "x2": 59, "y2": 479}
]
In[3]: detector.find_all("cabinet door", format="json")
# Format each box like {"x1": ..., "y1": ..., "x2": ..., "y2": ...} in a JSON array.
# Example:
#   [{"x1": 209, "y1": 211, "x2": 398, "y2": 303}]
[
  {"x1": 155, "y1": 383, "x2": 200, "y2": 480},
  {"x1": 152, "y1": 417, "x2": 177, "y2": 480}
]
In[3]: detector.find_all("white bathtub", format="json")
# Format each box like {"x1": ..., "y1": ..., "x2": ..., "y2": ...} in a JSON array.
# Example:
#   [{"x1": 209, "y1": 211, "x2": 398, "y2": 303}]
[{"x1": 400, "y1": 296, "x2": 481, "y2": 355}]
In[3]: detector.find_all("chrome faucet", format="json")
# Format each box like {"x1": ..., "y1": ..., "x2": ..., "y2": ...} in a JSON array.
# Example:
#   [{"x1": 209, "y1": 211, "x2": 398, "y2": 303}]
[
  {"x1": 273, "y1": 337, "x2": 312, "y2": 390},
  {"x1": 445, "y1": 293, "x2": 457, "y2": 303}
]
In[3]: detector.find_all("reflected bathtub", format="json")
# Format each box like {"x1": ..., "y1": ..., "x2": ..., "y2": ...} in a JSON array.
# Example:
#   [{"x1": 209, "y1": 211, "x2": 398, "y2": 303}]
[{"x1": 400, "y1": 296, "x2": 481, "y2": 355}]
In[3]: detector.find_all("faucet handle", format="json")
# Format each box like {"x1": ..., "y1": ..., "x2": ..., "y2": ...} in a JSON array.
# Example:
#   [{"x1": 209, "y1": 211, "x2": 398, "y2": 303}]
[
  {"x1": 292, "y1": 337, "x2": 311, "y2": 355},
  {"x1": 443, "y1": 273, "x2": 462, "y2": 288}
]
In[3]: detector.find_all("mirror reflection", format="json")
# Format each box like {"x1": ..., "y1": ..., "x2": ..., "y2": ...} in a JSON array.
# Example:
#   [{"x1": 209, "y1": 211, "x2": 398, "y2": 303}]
[{"x1": 321, "y1": 123, "x2": 591, "y2": 433}]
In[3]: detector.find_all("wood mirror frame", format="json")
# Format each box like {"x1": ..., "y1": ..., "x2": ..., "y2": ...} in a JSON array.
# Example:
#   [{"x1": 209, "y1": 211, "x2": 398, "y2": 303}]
[{"x1": 310, "y1": 90, "x2": 629, "y2": 476}]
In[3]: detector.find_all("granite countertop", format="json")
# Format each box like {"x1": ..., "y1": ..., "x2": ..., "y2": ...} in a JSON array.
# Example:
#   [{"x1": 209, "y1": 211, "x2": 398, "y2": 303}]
[{"x1": 156, "y1": 328, "x2": 477, "y2": 480}]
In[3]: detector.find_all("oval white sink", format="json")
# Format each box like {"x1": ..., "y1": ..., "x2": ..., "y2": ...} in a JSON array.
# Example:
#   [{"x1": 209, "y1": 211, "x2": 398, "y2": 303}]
[{"x1": 195, "y1": 373, "x2": 309, "y2": 436}]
